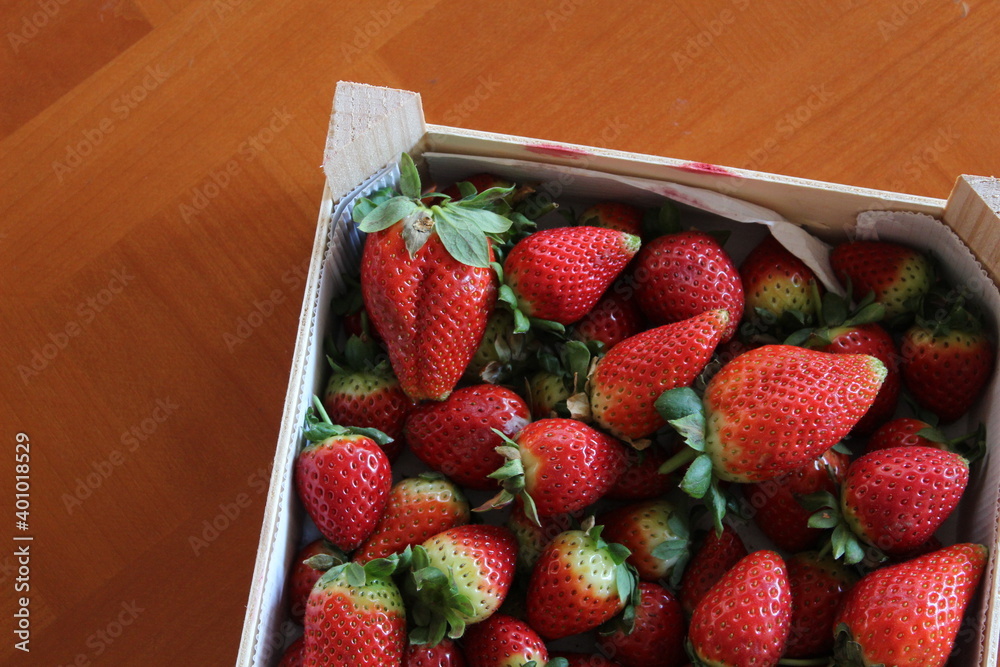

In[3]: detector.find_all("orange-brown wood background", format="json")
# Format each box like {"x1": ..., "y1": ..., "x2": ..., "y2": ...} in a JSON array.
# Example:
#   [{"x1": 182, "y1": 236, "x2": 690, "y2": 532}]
[{"x1": 2, "y1": 0, "x2": 998, "y2": 664}]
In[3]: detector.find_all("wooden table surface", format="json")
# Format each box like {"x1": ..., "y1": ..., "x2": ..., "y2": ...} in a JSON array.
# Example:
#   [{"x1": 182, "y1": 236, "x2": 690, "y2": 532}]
[{"x1": 3, "y1": 1, "x2": 999, "y2": 664}]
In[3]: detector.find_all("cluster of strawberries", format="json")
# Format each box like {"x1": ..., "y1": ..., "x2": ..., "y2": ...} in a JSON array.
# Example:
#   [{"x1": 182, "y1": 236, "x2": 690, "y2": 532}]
[{"x1": 277, "y1": 154, "x2": 994, "y2": 667}]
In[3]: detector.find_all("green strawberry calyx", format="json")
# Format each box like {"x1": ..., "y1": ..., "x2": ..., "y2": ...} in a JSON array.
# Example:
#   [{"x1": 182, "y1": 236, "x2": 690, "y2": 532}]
[
  {"x1": 302, "y1": 543, "x2": 348, "y2": 572},
  {"x1": 354, "y1": 153, "x2": 515, "y2": 269},
  {"x1": 303, "y1": 395, "x2": 393, "y2": 445},
  {"x1": 802, "y1": 490, "x2": 882, "y2": 567},
  {"x1": 474, "y1": 429, "x2": 541, "y2": 526},
  {"x1": 832, "y1": 622, "x2": 876, "y2": 667},
  {"x1": 402, "y1": 545, "x2": 477, "y2": 646},
  {"x1": 655, "y1": 387, "x2": 729, "y2": 535},
  {"x1": 650, "y1": 511, "x2": 693, "y2": 589},
  {"x1": 576, "y1": 518, "x2": 640, "y2": 637},
  {"x1": 784, "y1": 282, "x2": 885, "y2": 348},
  {"x1": 319, "y1": 549, "x2": 411, "y2": 589}
]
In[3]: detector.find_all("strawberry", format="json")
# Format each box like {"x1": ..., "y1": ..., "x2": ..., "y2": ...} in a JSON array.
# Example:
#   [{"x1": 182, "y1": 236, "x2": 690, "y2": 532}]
[
  {"x1": 866, "y1": 416, "x2": 940, "y2": 453},
  {"x1": 480, "y1": 418, "x2": 627, "y2": 522},
  {"x1": 739, "y1": 235, "x2": 820, "y2": 335},
  {"x1": 688, "y1": 550, "x2": 792, "y2": 667},
  {"x1": 830, "y1": 240, "x2": 933, "y2": 321},
  {"x1": 505, "y1": 501, "x2": 575, "y2": 572},
  {"x1": 501, "y1": 225, "x2": 640, "y2": 327},
  {"x1": 900, "y1": 298, "x2": 995, "y2": 422},
  {"x1": 460, "y1": 614, "x2": 549, "y2": 667},
  {"x1": 597, "y1": 582, "x2": 686, "y2": 667},
  {"x1": 278, "y1": 636, "x2": 305, "y2": 667},
  {"x1": 678, "y1": 523, "x2": 748, "y2": 617},
  {"x1": 589, "y1": 310, "x2": 729, "y2": 442},
  {"x1": 600, "y1": 499, "x2": 691, "y2": 584},
  {"x1": 403, "y1": 638, "x2": 466, "y2": 667},
  {"x1": 295, "y1": 400, "x2": 393, "y2": 551},
  {"x1": 405, "y1": 524, "x2": 518, "y2": 643},
  {"x1": 354, "y1": 473, "x2": 470, "y2": 564},
  {"x1": 404, "y1": 384, "x2": 531, "y2": 490},
  {"x1": 303, "y1": 556, "x2": 407, "y2": 666},
  {"x1": 605, "y1": 445, "x2": 674, "y2": 501},
  {"x1": 525, "y1": 370, "x2": 571, "y2": 419},
  {"x1": 358, "y1": 154, "x2": 514, "y2": 401},
  {"x1": 526, "y1": 519, "x2": 639, "y2": 640},
  {"x1": 571, "y1": 286, "x2": 645, "y2": 351},
  {"x1": 323, "y1": 333, "x2": 415, "y2": 461},
  {"x1": 833, "y1": 543, "x2": 987, "y2": 667},
  {"x1": 784, "y1": 551, "x2": 857, "y2": 658},
  {"x1": 744, "y1": 449, "x2": 849, "y2": 553},
  {"x1": 464, "y1": 309, "x2": 531, "y2": 384},
  {"x1": 288, "y1": 539, "x2": 345, "y2": 623},
  {"x1": 524, "y1": 340, "x2": 594, "y2": 420},
  {"x1": 659, "y1": 345, "x2": 886, "y2": 528},
  {"x1": 578, "y1": 201, "x2": 645, "y2": 237},
  {"x1": 631, "y1": 230, "x2": 743, "y2": 341},
  {"x1": 838, "y1": 445, "x2": 969, "y2": 559}
]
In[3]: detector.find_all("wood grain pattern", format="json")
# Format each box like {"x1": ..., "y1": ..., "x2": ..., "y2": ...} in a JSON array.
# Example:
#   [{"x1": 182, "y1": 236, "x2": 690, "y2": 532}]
[{"x1": 2, "y1": 1, "x2": 999, "y2": 664}]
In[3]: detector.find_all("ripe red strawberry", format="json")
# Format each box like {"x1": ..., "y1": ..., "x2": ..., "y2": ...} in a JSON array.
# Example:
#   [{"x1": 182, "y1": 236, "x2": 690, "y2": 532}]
[
  {"x1": 840, "y1": 445, "x2": 969, "y2": 558},
  {"x1": 461, "y1": 614, "x2": 549, "y2": 667},
  {"x1": 278, "y1": 636, "x2": 305, "y2": 667},
  {"x1": 866, "y1": 416, "x2": 941, "y2": 453},
  {"x1": 403, "y1": 638, "x2": 466, "y2": 667},
  {"x1": 295, "y1": 402, "x2": 393, "y2": 551},
  {"x1": 405, "y1": 524, "x2": 518, "y2": 643},
  {"x1": 578, "y1": 201, "x2": 645, "y2": 236},
  {"x1": 404, "y1": 385, "x2": 531, "y2": 490},
  {"x1": 502, "y1": 225, "x2": 640, "y2": 326},
  {"x1": 589, "y1": 309, "x2": 729, "y2": 441},
  {"x1": 744, "y1": 449, "x2": 849, "y2": 553},
  {"x1": 812, "y1": 323, "x2": 900, "y2": 434},
  {"x1": 833, "y1": 543, "x2": 987, "y2": 667},
  {"x1": 631, "y1": 230, "x2": 743, "y2": 341},
  {"x1": 480, "y1": 418, "x2": 627, "y2": 522},
  {"x1": 571, "y1": 286, "x2": 645, "y2": 350},
  {"x1": 679, "y1": 523, "x2": 747, "y2": 616},
  {"x1": 590, "y1": 310, "x2": 729, "y2": 440},
  {"x1": 830, "y1": 240, "x2": 933, "y2": 320},
  {"x1": 303, "y1": 557, "x2": 407, "y2": 666},
  {"x1": 901, "y1": 316, "x2": 994, "y2": 423},
  {"x1": 605, "y1": 445, "x2": 674, "y2": 501},
  {"x1": 784, "y1": 551, "x2": 857, "y2": 658},
  {"x1": 505, "y1": 500, "x2": 574, "y2": 572},
  {"x1": 688, "y1": 550, "x2": 792, "y2": 667},
  {"x1": 740, "y1": 235, "x2": 820, "y2": 332},
  {"x1": 288, "y1": 539, "x2": 345, "y2": 623},
  {"x1": 597, "y1": 582, "x2": 686, "y2": 667},
  {"x1": 526, "y1": 520, "x2": 639, "y2": 640},
  {"x1": 600, "y1": 500, "x2": 690, "y2": 583},
  {"x1": 323, "y1": 334, "x2": 415, "y2": 461},
  {"x1": 358, "y1": 154, "x2": 514, "y2": 401},
  {"x1": 354, "y1": 473, "x2": 470, "y2": 564}
]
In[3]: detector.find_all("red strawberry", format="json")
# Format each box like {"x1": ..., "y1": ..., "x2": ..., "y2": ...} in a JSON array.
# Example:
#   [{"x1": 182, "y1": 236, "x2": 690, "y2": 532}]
[
  {"x1": 288, "y1": 539, "x2": 345, "y2": 623},
  {"x1": 571, "y1": 286, "x2": 645, "y2": 350},
  {"x1": 833, "y1": 543, "x2": 987, "y2": 667},
  {"x1": 404, "y1": 385, "x2": 531, "y2": 490},
  {"x1": 812, "y1": 323, "x2": 900, "y2": 434},
  {"x1": 744, "y1": 449, "x2": 849, "y2": 553},
  {"x1": 295, "y1": 402, "x2": 393, "y2": 551},
  {"x1": 405, "y1": 524, "x2": 518, "y2": 643},
  {"x1": 839, "y1": 445, "x2": 969, "y2": 558},
  {"x1": 830, "y1": 240, "x2": 933, "y2": 320},
  {"x1": 589, "y1": 309, "x2": 729, "y2": 441},
  {"x1": 784, "y1": 551, "x2": 857, "y2": 658},
  {"x1": 679, "y1": 523, "x2": 748, "y2": 616},
  {"x1": 605, "y1": 445, "x2": 674, "y2": 501},
  {"x1": 688, "y1": 550, "x2": 792, "y2": 667},
  {"x1": 461, "y1": 614, "x2": 548, "y2": 667},
  {"x1": 278, "y1": 636, "x2": 305, "y2": 667},
  {"x1": 740, "y1": 235, "x2": 820, "y2": 333},
  {"x1": 631, "y1": 230, "x2": 743, "y2": 341},
  {"x1": 480, "y1": 418, "x2": 627, "y2": 522},
  {"x1": 403, "y1": 638, "x2": 466, "y2": 667},
  {"x1": 358, "y1": 154, "x2": 514, "y2": 401},
  {"x1": 354, "y1": 473, "x2": 470, "y2": 564},
  {"x1": 303, "y1": 557, "x2": 407, "y2": 666},
  {"x1": 578, "y1": 201, "x2": 645, "y2": 236},
  {"x1": 600, "y1": 499, "x2": 690, "y2": 583},
  {"x1": 323, "y1": 334, "x2": 415, "y2": 461},
  {"x1": 505, "y1": 500, "x2": 574, "y2": 572},
  {"x1": 866, "y1": 417, "x2": 940, "y2": 453},
  {"x1": 526, "y1": 520, "x2": 639, "y2": 640},
  {"x1": 597, "y1": 582, "x2": 686, "y2": 667},
  {"x1": 901, "y1": 315, "x2": 994, "y2": 423},
  {"x1": 502, "y1": 225, "x2": 640, "y2": 326}
]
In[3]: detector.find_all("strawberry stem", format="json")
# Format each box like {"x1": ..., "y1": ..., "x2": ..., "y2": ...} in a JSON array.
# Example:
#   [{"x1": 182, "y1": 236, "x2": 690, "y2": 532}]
[
  {"x1": 312, "y1": 395, "x2": 333, "y2": 426},
  {"x1": 659, "y1": 448, "x2": 698, "y2": 475}
]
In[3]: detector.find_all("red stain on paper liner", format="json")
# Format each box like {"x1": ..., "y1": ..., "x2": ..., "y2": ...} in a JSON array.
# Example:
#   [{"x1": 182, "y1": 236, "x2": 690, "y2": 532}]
[
  {"x1": 677, "y1": 161, "x2": 737, "y2": 176},
  {"x1": 524, "y1": 143, "x2": 591, "y2": 159}
]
